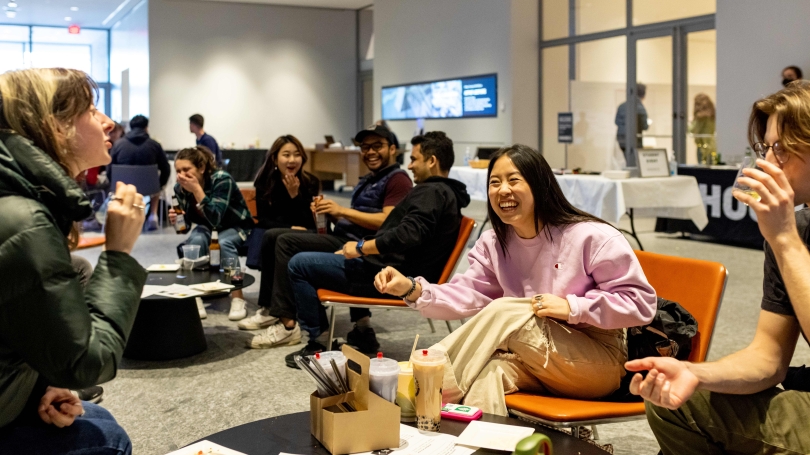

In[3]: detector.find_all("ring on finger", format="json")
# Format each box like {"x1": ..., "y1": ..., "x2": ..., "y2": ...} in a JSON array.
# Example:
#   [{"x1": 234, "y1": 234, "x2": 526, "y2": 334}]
[
  {"x1": 110, "y1": 196, "x2": 124, "y2": 203},
  {"x1": 132, "y1": 204, "x2": 146, "y2": 210}
]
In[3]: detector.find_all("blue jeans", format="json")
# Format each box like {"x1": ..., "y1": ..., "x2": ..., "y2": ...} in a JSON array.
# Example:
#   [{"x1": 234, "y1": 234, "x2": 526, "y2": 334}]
[
  {"x1": 184, "y1": 225, "x2": 247, "y2": 261},
  {"x1": 288, "y1": 252, "x2": 382, "y2": 340},
  {"x1": 0, "y1": 402, "x2": 131, "y2": 455}
]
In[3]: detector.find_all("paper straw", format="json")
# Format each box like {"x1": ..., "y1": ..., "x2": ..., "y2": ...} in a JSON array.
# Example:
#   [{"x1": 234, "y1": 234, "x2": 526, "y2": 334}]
[{"x1": 407, "y1": 334, "x2": 420, "y2": 369}]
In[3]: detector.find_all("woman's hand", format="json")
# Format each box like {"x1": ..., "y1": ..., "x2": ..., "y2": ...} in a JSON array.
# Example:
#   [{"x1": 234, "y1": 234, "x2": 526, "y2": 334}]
[
  {"x1": 39, "y1": 387, "x2": 83, "y2": 428},
  {"x1": 104, "y1": 182, "x2": 144, "y2": 255},
  {"x1": 282, "y1": 174, "x2": 300, "y2": 199},
  {"x1": 374, "y1": 266, "x2": 419, "y2": 298},
  {"x1": 177, "y1": 172, "x2": 204, "y2": 200},
  {"x1": 168, "y1": 208, "x2": 177, "y2": 225},
  {"x1": 531, "y1": 294, "x2": 571, "y2": 321}
]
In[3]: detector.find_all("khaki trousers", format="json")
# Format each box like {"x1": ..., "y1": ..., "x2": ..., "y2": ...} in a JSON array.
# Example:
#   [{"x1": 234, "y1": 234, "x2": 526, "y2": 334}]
[
  {"x1": 648, "y1": 388, "x2": 810, "y2": 455},
  {"x1": 435, "y1": 298, "x2": 627, "y2": 416}
]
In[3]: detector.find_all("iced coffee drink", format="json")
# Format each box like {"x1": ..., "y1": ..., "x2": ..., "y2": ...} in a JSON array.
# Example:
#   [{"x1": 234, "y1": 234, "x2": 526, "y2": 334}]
[{"x1": 410, "y1": 349, "x2": 446, "y2": 431}]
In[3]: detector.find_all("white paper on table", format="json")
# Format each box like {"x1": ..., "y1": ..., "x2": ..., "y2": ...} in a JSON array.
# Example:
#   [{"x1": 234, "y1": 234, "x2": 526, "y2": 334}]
[
  {"x1": 146, "y1": 263, "x2": 181, "y2": 272},
  {"x1": 189, "y1": 281, "x2": 235, "y2": 293},
  {"x1": 456, "y1": 420, "x2": 535, "y2": 452},
  {"x1": 140, "y1": 285, "x2": 164, "y2": 298},
  {"x1": 165, "y1": 439, "x2": 247, "y2": 455},
  {"x1": 353, "y1": 424, "x2": 476, "y2": 455},
  {"x1": 154, "y1": 284, "x2": 205, "y2": 299}
]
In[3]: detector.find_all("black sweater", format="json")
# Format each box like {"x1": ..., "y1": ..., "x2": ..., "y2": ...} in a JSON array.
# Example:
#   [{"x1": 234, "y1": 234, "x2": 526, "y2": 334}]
[
  {"x1": 255, "y1": 172, "x2": 321, "y2": 230},
  {"x1": 362, "y1": 176, "x2": 471, "y2": 283}
]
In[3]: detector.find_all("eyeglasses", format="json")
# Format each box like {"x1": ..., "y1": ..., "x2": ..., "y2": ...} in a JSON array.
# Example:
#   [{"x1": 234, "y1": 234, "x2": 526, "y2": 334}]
[
  {"x1": 753, "y1": 141, "x2": 790, "y2": 164},
  {"x1": 360, "y1": 141, "x2": 389, "y2": 154}
]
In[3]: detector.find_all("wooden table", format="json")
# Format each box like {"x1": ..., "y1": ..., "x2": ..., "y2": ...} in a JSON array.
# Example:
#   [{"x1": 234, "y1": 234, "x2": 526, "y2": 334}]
[
  {"x1": 193, "y1": 411, "x2": 607, "y2": 455},
  {"x1": 304, "y1": 148, "x2": 369, "y2": 188}
]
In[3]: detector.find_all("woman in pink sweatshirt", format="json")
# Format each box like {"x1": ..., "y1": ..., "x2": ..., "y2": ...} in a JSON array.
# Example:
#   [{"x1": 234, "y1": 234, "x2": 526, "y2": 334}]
[{"x1": 375, "y1": 144, "x2": 657, "y2": 412}]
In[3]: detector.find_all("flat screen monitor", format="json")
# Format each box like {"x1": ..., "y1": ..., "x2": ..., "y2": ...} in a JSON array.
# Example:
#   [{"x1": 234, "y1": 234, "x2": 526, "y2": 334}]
[{"x1": 381, "y1": 73, "x2": 497, "y2": 121}]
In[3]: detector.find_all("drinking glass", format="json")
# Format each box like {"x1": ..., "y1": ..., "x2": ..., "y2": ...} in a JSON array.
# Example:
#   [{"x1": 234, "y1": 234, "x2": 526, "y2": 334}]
[
  {"x1": 221, "y1": 257, "x2": 238, "y2": 283},
  {"x1": 181, "y1": 245, "x2": 200, "y2": 260},
  {"x1": 732, "y1": 156, "x2": 762, "y2": 202}
]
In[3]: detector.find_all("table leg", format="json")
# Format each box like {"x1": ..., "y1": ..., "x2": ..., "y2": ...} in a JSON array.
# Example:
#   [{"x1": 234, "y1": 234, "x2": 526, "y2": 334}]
[{"x1": 619, "y1": 208, "x2": 644, "y2": 250}]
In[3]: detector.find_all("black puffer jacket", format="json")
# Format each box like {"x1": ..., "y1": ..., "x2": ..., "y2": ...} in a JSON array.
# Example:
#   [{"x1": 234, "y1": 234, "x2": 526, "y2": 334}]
[{"x1": 0, "y1": 131, "x2": 147, "y2": 428}]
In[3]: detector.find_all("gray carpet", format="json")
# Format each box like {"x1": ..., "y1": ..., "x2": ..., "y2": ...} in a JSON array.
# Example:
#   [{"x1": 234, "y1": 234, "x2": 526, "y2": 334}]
[{"x1": 71, "y1": 193, "x2": 810, "y2": 455}]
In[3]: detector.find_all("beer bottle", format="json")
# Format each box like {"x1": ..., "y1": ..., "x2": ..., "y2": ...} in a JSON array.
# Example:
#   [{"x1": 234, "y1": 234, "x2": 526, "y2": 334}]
[
  {"x1": 209, "y1": 230, "x2": 221, "y2": 268},
  {"x1": 172, "y1": 195, "x2": 190, "y2": 234}
]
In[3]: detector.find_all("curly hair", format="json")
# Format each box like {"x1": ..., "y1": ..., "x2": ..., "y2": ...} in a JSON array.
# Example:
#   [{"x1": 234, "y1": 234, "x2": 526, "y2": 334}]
[{"x1": 176, "y1": 145, "x2": 218, "y2": 180}]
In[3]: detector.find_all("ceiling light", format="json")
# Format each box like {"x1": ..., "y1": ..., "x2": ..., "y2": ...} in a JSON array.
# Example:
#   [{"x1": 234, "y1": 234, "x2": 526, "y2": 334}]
[
  {"x1": 6, "y1": 10, "x2": 15, "y2": 17},
  {"x1": 8, "y1": 2, "x2": 17, "y2": 7},
  {"x1": 64, "y1": 16, "x2": 71, "y2": 20},
  {"x1": 70, "y1": 6, "x2": 78, "y2": 10}
]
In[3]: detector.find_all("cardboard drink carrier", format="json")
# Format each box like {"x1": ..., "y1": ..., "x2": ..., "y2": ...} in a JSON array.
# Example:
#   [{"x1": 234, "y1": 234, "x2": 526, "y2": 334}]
[{"x1": 310, "y1": 345, "x2": 401, "y2": 455}]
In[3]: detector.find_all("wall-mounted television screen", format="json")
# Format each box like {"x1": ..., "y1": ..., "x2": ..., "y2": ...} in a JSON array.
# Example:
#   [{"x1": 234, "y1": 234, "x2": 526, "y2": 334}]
[{"x1": 381, "y1": 73, "x2": 497, "y2": 120}]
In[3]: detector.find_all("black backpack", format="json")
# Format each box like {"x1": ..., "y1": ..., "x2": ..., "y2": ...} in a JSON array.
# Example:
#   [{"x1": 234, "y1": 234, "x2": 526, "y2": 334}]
[{"x1": 610, "y1": 297, "x2": 698, "y2": 401}]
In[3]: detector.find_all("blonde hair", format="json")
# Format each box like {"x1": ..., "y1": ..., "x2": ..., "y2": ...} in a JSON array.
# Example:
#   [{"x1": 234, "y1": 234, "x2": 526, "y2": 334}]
[
  {"x1": 0, "y1": 68, "x2": 98, "y2": 248},
  {"x1": 749, "y1": 80, "x2": 810, "y2": 159}
]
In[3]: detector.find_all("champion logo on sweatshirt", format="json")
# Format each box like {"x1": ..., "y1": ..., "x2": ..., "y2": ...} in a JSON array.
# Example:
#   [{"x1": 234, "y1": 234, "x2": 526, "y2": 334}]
[{"x1": 554, "y1": 262, "x2": 563, "y2": 269}]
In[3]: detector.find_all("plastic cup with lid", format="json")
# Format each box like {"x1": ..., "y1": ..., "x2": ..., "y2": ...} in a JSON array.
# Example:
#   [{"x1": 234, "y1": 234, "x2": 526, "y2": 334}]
[
  {"x1": 313, "y1": 351, "x2": 347, "y2": 396},
  {"x1": 369, "y1": 352, "x2": 400, "y2": 402}
]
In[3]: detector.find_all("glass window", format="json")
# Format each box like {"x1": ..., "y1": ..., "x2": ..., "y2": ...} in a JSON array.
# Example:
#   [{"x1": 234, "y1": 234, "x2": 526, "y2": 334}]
[
  {"x1": 633, "y1": 0, "x2": 716, "y2": 26},
  {"x1": 31, "y1": 27, "x2": 109, "y2": 82},
  {"x1": 542, "y1": 46, "x2": 570, "y2": 168},
  {"x1": 575, "y1": 0, "x2": 625, "y2": 35},
  {"x1": 542, "y1": 0, "x2": 568, "y2": 40},
  {"x1": 0, "y1": 43, "x2": 26, "y2": 74},
  {"x1": 569, "y1": 36, "x2": 626, "y2": 171},
  {"x1": 636, "y1": 36, "x2": 673, "y2": 165},
  {"x1": 686, "y1": 30, "x2": 717, "y2": 164}
]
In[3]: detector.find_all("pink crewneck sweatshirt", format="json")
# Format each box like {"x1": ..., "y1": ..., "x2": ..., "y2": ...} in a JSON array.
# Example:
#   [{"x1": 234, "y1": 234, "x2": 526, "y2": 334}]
[{"x1": 410, "y1": 222, "x2": 657, "y2": 329}]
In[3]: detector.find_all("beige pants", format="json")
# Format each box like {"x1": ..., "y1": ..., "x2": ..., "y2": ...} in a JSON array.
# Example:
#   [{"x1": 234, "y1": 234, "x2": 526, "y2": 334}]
[{"x1": 435, "y1": 298, "x2": 627, "y2": 416}]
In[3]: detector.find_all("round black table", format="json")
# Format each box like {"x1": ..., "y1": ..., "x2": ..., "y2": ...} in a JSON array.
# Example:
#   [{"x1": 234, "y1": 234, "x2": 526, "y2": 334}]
[
  {"x1": 123, "y1": 268, "x2": 255, "y2": 361},
  {"x1": 197, "y1": 411, "x2": 606, "y2": 455}
]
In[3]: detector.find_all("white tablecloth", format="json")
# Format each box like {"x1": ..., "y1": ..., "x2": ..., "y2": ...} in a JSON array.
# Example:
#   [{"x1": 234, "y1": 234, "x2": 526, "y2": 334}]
[{"x1": 448, "y1": 167, "x2": 708, "y2": 230}]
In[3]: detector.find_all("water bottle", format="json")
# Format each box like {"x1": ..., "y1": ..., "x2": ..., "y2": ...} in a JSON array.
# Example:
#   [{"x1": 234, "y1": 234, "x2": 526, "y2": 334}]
[
  {"x1": 464, "y1": 147, "x2": 472, "y2": 166},
  {"x1": 669, "y1": 153, "x2": 678, "y2": 176}
]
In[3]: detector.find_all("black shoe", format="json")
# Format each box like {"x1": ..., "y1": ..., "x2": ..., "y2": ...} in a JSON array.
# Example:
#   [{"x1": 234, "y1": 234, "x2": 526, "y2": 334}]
[
  {"x1": 285, "y1": 340, "x2": 327, "y2": 369},
  {"x1": 346, "y1": 325, "x2": 380, "y2": 354},
  {"x1": 75, "y1": 386, "x2": 104, "y2": 404}
]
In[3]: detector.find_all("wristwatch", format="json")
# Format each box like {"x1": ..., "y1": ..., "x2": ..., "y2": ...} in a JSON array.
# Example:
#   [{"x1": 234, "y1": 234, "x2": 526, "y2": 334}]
[{"x1": 356, "y1": 239, "x2": 366, "y2": 256}]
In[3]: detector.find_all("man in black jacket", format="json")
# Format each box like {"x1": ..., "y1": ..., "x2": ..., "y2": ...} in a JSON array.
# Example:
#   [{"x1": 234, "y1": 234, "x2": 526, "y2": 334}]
[
  {"x1": 110, "y1": 115, "x2": 170, "y2": 230},
  {"x1": 285, "y1": 131, "x2": 470, "y2": 362}
]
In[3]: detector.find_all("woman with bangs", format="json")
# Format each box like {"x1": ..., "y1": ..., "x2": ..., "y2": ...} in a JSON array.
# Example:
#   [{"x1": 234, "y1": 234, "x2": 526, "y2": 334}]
[
  {"x1": 0, "y1": 68, "x2": 146, "y2": 454},
  {"x1": 375, "y1": 144, "x2": 657, "y2": 416}
]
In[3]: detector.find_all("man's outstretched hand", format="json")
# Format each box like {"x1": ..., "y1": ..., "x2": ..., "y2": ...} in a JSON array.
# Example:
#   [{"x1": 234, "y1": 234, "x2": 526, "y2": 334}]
[{"x1": 625, "y1": 357, "x2": 699, "y2": 410}]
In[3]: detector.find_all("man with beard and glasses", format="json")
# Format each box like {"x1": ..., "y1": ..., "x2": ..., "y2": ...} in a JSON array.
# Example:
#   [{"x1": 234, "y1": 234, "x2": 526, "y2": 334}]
[{"x1": 242, "y1": 124, "x2": 412, "y2": 354}]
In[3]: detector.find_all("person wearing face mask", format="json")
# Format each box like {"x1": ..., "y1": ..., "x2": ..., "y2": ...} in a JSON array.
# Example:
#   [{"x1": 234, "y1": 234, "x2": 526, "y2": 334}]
[
  {"x1": 242, "y1": 124, "x2": 413, "y2": 352},
  {"x1": 374, "y1": 144, "x2": 656, "y2": 416},
  {"x1": 169, "y1": 146, "x2": 255, "y2": 321},
  {"x1": 628, "y1": 80, "x2": 810, "y2": 455},
  {"x1": 0, "y1": 68, "x2": 147, "y2": 454},
  {"x1": 237, "y1": 135, "x2": 320, "y2": 304},
  {"x1": 285, "y1": 132, "x2": 469, "y2": 362},
  {"x1": 782, "y1": 65, "x2": 803, "y2": 87}
]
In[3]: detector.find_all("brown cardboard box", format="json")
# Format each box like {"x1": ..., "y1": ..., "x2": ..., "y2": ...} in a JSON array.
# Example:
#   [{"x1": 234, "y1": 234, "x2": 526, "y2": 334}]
[{"x1": 310, "y1": 345, "x2": 401, "y2": 454}]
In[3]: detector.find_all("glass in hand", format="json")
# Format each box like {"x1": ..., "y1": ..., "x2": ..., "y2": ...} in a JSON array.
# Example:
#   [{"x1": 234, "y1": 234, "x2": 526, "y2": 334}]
[{"x1": 732, "y1": 155, "x2": 762, "y2": 203}]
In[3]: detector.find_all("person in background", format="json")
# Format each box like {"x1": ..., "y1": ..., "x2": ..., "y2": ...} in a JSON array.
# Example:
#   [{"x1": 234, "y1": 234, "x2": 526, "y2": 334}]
[
  {"x1": 690, "y1": 93, "x2": 716, "y2": 165},
  {"x1": 242, "y1": 124, "x2": 412, "y2": 353},
  {"x1": 169, "y1": 146, "x2": 254, "y2": 321},
  {"x1": 615, "y1": 83, "x2": 649, "y2": 167},
  {"x1": 0, "y1": 68, "x2": 147, "y2": 455},
  {"x1": 782, "y1": 65, "x2": 803, "y2": 87},
  {"x1": 236, "y1": 135, "x2": 320, "y2": 280},
  {"x1": 110, "y1": 114, "x2": 170, "y2": 231},
  {"x1": 189, "y1": 113, "x2": 221, "y2": 165},
  {"x1": 287, "y1": 131, "x2": 469, "y2": 362},
  {"x1": 375, "y1": 144, "x2": 656, "y2": 416},
  {"x1": 628, "y1": 80, "x2": 810, "y2": 455}
]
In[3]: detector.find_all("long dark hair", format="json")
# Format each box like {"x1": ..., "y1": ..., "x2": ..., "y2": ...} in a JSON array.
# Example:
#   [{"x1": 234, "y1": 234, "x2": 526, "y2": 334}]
[
  {"x1": 487, "y1": 144, "x2": 610, "y2": 255},
  {"x1": 254, "y1": 134, "x2": 314, "y2": 201}
]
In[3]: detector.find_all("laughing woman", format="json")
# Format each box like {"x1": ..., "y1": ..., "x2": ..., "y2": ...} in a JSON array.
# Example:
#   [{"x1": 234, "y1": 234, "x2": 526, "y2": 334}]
[{"x1": 375, "y1": 144, "x2": 657, "y2": 415}]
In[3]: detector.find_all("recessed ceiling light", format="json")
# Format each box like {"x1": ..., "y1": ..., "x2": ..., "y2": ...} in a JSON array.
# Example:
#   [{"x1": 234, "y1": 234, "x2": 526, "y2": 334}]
[
  {"x1": 8, "y1": 2, "x2": 17, "y2": 7},
  {"x1": 64, "y1": 16, "x2": 71, "y2": 20},
  {"x1": 6, "y1": 10, "x2": 15, "y2": 17},
  {"x1": 70, "y1": 6, "x2": 78, "y2": 10}
]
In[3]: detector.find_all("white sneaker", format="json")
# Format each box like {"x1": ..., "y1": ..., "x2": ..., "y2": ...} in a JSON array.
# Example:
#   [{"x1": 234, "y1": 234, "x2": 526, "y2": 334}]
[
  {"x1": 237, "y1": 307, "x2": 279, "y2": 330},
  {"x1": 246, "y1": 322, "x2": 301, "y2": 349},
  {"x1": 196, "y1": 297, "x2": 207, "y2": 319},
  {"x1": 228, "y1": 297, "x2": 248, "y2": 321}
]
